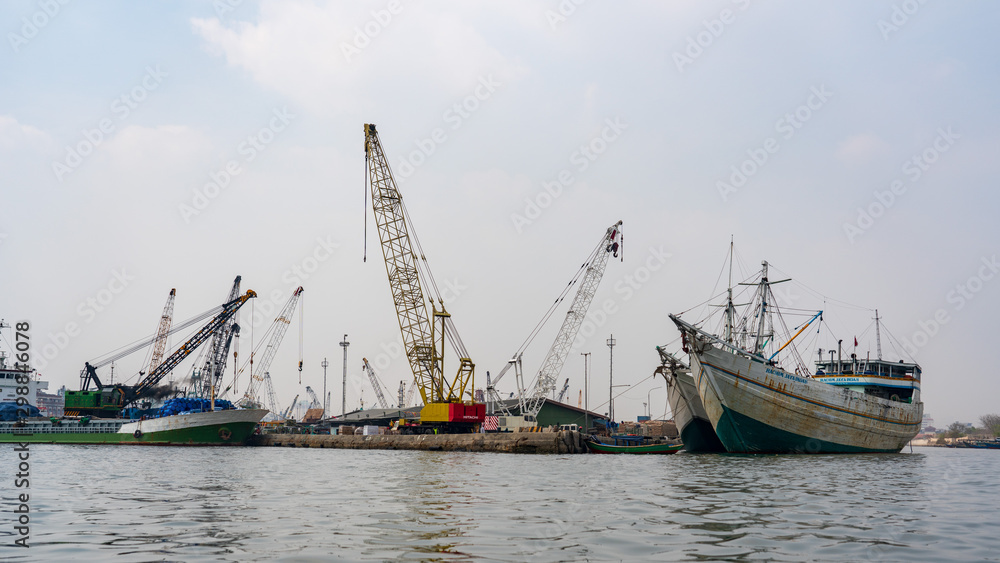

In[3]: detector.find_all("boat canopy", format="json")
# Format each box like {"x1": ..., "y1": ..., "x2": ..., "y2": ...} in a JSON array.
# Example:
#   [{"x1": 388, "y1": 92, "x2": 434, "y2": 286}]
[{"x1": 814, "y1": 358, "x2": 920, "y2": 380}]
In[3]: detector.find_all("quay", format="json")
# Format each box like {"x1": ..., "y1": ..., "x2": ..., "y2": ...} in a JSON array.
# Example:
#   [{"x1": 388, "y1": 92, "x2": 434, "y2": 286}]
[{"x1": 252, "y1": 430, "x2": 588, "y2": 454}]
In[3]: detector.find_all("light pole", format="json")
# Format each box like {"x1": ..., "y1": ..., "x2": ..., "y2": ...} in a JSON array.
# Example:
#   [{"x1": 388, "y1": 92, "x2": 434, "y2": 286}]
[
  {"x1": 647, "y1": 388, "x2": 653, "y2": 418},
  {"x1": 340, "y1": 334, "x2": 350, "y2": 417},
  {"x1": 321, "y1": 357, "x2": 329, "y2": 418},
  {"x1": 581, "y1": 352, "x2": 591, "y2": 432},
  {"x1": 607, "y1": 334, "x2": 616, "y2": 423}
]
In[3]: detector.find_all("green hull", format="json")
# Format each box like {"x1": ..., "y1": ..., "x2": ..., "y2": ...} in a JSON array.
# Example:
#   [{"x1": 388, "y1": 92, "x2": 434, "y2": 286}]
[
  {"x1": 714, "y1": 405, "x2": 903, "y2": 454},
  {"x1": 0, "y1": 409, "x2": 266, "y2": 446},
  {"x1": 0, "y1": 420, "x2": 258, "y2": 445},
  {"x1": 585, "y1": 441, "x2": 683, "y2": 454},
  {"x1": 680, "y1": 417, "x2": 726, "y2": 453}
]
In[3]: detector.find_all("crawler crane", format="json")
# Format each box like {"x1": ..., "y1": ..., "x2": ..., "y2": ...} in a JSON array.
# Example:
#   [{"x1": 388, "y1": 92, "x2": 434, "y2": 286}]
[{"x1": 364, "y1": 123, "x2": 483, "y2": 432}]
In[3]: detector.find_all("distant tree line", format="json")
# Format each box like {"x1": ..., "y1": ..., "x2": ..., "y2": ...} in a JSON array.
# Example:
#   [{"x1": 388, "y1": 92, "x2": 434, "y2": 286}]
[
  {"x1": 982, "y1": 414, "x2": 1000, "y2": 437},
  {"x1": 940, "y1": 414, "x2": 1000, "y2": 440}
]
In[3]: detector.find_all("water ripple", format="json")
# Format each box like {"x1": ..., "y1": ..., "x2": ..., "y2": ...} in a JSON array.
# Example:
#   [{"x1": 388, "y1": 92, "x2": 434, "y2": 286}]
[{"x1": 2, "y1": 445, "x2": 999, "y2": 561}]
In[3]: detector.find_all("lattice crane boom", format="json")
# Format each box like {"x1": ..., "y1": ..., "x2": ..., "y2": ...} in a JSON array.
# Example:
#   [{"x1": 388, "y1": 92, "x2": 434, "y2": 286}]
[
  {"x1": 556, "y1": 378, "x2": 570, "y2": 403},
  {"x1": 406, "y1": 380, "x2": 418, "y2": 407},
  {"x1": 519, "y1": 221, "x2": 622, "y2": 417},
  {"x1": 148, "y1": 289, "x2": 176, "y2": 374},
  {"x1": 243, "y1": 286, "x2": 304, "y2": 405},
  {"x1": 362, "y1": 357, "x2": 391, "y2": 409},
  {"x1": 364, "y1": 124, "x2": 477, "y2": 425},
  {"x1": 263, "y1": 371, "x2": 279, "y2": 415},
  {"x1": 199, "y1": 276, "x2": 241, "y2": 398},
  {"x1": 305, "y1": 386, "x2": 321, "y2": 409},
  {"x1": 282, "y1": 394, "x2": 299, "y2": 419},
  {"x1": 81, "y1": 301, "x2": 229, "y2": 391},
  {"x1": 86, "y1": 289, "x2": 257, "y2": 407}
]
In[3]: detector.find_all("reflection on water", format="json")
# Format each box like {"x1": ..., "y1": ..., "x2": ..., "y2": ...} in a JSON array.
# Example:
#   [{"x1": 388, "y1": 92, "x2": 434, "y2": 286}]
[{"x1": 0, "y1": 445, "x2": 997, "y2": 561}]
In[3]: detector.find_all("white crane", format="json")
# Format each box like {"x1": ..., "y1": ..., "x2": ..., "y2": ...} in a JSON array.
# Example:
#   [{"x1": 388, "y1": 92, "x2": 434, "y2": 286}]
[
  {"x1": 262, "y1": 372, "x2": 279, "y2": 415},
  {"x1": 235, "y1": 286, "x2": 304, "y2": 408},
  {"x1": 556, "y1": 378, "x2": 570, "y2": 403},
  {"x1": 305, "y1": 386, "x2": 321, "y2": 409},
  {"x1": 362, "y1": 357, "x2": 392, "y2": 409},
  {"x1": 487, "y1": 221, "x2": 622, "y2": 418}
]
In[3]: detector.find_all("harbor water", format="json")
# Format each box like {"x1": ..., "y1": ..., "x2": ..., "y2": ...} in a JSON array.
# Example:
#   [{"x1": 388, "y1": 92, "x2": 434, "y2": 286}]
[{"x1": 2, "y1": 446, "x2": 999, "y2": 561}]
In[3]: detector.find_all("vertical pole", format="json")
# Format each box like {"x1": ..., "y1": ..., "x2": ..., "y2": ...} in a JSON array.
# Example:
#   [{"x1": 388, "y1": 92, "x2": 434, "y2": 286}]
[
  {"x1": 607, "y1": 334, "x2": 616, "y2": 424},
  {"x1": 340, "y1": 334, "x2": 350, "y2": 416},
  {"x1": 321, "y1": 357, "x2": 329, "y2": 418},
  {"x1": 585, "y1": 355, "x2": 589, "y2": 432}
]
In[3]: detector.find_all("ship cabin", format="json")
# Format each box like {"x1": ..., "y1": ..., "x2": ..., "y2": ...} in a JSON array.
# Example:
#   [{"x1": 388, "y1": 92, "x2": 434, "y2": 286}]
[{"x1": 812, "y1": 357, "x2": 921, "y2": 404}]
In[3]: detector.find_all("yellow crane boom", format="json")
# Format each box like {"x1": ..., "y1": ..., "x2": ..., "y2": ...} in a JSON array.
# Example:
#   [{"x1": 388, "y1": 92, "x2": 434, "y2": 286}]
[{"x1": 363, "y1": 123, "x2": 480, "y2": 427}]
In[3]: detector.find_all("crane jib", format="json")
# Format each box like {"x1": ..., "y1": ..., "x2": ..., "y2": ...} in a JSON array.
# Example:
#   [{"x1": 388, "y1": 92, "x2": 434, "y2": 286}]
[{"x1": 82, "y1": 290, "x2": 258, "y2": 408}]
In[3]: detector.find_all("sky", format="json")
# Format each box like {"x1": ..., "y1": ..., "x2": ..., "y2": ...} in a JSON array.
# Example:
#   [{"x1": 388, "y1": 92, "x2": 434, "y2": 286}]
[{"x1": 1, "y1": 1, "x2": 998, "y2": 427}]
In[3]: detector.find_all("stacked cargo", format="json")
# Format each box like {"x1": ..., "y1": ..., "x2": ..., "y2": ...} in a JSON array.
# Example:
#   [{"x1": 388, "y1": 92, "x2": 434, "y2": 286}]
[{"x1": 156, "y1": 398, "x2": 234, "y2": 418}]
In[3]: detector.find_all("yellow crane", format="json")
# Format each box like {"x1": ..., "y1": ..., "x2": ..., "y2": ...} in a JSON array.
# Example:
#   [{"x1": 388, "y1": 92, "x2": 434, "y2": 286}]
[{"x1": 363, "y1": 123, "x2": 482, "y2": 430}]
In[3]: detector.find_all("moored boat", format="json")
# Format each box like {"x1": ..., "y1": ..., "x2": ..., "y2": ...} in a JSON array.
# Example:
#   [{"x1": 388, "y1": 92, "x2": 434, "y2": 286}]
[
  {"x1": 0, "y1": 407, "x2": 267, "y2": 445},
  {"x1": 670, "y1": 260, "x2": 923, "y2": 454},
  {"x1": 585, "y1": 435, "x2": 683, "y2": 454},
  {"x1": 655, "y1": 346, "x2": 725, "y2": 453}
]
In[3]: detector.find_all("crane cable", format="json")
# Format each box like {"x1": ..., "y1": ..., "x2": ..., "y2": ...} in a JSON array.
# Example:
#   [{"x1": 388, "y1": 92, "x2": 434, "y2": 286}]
[
  {"x1": 298, "y1": 292, "x2": 304, "y2": 384},
  {"x1": 363, "y1": 147, "x2": 368, "y2": 263}
]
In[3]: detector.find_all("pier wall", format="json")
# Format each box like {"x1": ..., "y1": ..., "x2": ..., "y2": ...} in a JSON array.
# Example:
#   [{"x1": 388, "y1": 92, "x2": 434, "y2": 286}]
[{"x1": 252, "y1": 430, "x2": 587, "y2": 454}]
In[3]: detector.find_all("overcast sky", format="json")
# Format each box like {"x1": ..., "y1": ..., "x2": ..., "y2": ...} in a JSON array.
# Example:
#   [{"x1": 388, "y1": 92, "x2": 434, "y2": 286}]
[{"x1": 2, "y1": 1, "x2": 997, "y2": 427}]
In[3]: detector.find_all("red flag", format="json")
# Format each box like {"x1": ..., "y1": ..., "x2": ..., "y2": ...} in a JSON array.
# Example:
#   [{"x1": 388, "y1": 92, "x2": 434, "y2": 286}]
[{"x1": 854, "y1": 337, "x2": 858, "y2": 347}]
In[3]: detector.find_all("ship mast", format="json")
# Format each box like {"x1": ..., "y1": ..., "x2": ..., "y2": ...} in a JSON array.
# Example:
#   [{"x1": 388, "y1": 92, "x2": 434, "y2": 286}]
[
  {"x1": 874, "y1": 309, "x2": 883, "y2": 360},
  {"x1": 723, "y1": 237, "x2": 736, "y2": 344},
  {"x1": 753, "y1": 261, "x2": 770, "y2": 355}
]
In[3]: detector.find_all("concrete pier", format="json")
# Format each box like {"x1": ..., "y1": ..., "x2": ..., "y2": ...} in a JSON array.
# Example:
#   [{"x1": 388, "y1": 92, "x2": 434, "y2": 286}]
[{"x1": 252, "y1": 430, "x2": 588, "y2": 454}]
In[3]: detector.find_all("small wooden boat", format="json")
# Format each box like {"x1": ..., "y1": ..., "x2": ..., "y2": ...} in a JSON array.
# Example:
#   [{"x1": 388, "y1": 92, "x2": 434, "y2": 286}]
[{"x1": 585, "y1": 435, "x2": 683, "y2": 454}]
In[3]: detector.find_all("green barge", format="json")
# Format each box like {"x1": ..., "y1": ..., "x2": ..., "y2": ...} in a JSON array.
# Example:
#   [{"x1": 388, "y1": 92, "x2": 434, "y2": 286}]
[{"x1": 0, "y1": 408, "x2": 267, "y2": 446}]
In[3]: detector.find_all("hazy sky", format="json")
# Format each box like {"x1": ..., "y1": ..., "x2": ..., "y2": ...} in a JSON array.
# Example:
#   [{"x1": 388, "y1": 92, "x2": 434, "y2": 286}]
[{"x1": 2, "y1": 1, "x2": 997, "y2": 427}]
